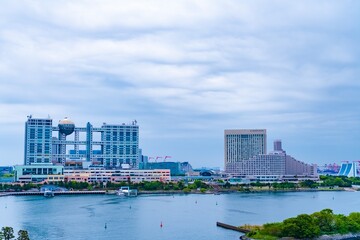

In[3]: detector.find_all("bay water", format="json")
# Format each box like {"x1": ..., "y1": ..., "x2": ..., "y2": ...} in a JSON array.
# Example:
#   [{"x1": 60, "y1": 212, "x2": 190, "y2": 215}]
[{"x1": 1, "y1": 191, "x2": 359, "y2": 240}]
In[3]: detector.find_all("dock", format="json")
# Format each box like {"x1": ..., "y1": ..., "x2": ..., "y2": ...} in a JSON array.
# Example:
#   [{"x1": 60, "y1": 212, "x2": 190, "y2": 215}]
[{"x1": 216, "y1": 222, "x2": 250, "y2": 233}]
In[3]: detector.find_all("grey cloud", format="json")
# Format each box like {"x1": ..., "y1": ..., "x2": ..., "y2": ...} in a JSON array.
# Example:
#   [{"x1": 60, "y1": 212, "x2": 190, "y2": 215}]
[{"x1": 0, "y1": 0, "x2": 359, "y2": 166}]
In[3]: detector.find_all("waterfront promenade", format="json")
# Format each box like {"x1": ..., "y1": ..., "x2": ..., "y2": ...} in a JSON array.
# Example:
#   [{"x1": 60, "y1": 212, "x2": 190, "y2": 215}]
[{"x1": 0, "y1": 190, "x2": 106, "y2": 197}]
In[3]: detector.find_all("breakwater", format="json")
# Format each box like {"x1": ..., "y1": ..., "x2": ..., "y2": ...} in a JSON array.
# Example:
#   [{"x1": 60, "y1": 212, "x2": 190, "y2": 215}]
[{"x1": 216, "y1": 222, "x2": 250, "y2": 233}]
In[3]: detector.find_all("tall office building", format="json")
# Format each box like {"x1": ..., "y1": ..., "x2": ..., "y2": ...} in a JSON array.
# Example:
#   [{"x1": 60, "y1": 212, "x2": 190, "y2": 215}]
[
  {"x1": 224, "y1": 129, "x2": 267, "y2": 174},
  {"x1": 101, "y1": 123, "x2": 139, "y2": 167},
  {"x1": 24, "y1": 116, "x2": 139, "y2": 168},
  {"x1": 24, "y1": 116, "x2": 53, "y2": 165}
]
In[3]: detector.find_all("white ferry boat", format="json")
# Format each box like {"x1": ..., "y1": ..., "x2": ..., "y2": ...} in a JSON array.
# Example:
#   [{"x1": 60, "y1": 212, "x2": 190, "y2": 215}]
[
  {"x1": 116, "y1": 186, "x2": 138, "y2": 197},
  {"x1": 43, "y1": 190, "x2": 55, "y2": 198}
]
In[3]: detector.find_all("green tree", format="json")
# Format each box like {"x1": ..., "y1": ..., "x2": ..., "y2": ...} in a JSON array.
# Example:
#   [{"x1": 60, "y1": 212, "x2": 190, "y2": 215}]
[
  {"x1": 281, "y1": 214, "x2": 320, "y2": 239},
  {"x1": 224, "y1": 181, "x2": 231, "y2": 188},
  {"x1": 348, "y1": 212, "x2": 360, "y2": 225},
  {"x1": 334, "y1": 177, "x2": 346, "y2": 187},
  {"x1": 200, "y1": 188, "x2": 206, "y2": 193},
  {"x1": 177, "y1": 181, "x2": 184, "y2": 190},
  {"x1": 312, "y1": 209, "x2": 335, "y2": 233},
  {"x1": 17, "y1": 230, "x2": 30, "y2": 240},
  {"x1": 334, "y1": 214, "x2": 349, "y2": 234},
  {"x1": 300, "y1": 180, "x2": 318, "y2": 188},
  {"x1": 261, "y1": 222, "x2": 283, "y2": 237},
  {"x1": 193, "y1": 180, "x2": 202, "y2": 188},
  {"x1": 1, "y1": 227, "x2": 15, "y2": 240}
]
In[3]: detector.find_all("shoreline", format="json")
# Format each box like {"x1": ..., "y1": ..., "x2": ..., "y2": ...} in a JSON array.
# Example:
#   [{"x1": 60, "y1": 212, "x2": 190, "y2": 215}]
[
  {"x1": 240, "y1": 233, "x2": 360, "y2": 240},
  {"x1": 0, "y1": 187, "x2": 353, "y2": 197}
]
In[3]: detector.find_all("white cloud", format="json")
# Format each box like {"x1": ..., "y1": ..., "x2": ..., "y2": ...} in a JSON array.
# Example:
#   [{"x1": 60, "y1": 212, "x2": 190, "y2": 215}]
[{"x1": 0, "y1": 0, "x2": 359, "y2": 165}]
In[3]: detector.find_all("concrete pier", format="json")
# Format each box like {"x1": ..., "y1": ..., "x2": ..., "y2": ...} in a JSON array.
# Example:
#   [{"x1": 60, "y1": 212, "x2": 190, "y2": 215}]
[{"x1": 216, "y1": 222, "x2": 250, "y2": 233}]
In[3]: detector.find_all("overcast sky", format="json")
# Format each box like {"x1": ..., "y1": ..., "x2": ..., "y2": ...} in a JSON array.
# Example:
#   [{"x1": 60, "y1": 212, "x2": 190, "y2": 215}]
[{"x1": 0, "y1": 0, "x2": 359, "y2": 168}]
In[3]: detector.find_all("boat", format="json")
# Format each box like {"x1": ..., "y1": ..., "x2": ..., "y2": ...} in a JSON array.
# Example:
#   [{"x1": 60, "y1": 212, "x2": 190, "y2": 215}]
[
  {"x1": 116, "y1": 186, "x2": 138, "y2": 197},
  {"x1": 43, "y1": 190, "x2": 55, "y2": 198}
]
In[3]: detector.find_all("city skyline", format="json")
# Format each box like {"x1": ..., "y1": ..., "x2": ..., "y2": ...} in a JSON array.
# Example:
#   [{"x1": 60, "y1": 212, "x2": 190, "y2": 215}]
[{"x1": 1, "y1": 1, "x2": 360, "y2": 167}]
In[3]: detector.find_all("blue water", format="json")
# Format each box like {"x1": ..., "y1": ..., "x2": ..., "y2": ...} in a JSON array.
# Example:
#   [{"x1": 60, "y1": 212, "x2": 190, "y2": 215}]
[{"x1": 1, "y1": 191, "x2": 360, "y2": 240}]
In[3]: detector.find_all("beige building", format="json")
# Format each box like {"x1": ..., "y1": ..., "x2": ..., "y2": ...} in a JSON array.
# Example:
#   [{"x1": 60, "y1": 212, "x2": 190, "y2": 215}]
[
  {"x1": 224, "y1": 129, "x2": 317, "y2": 178},
  {"x1": 64, "y1": 169, "x2": 171, "y2": 183},
  {"x1": 224, "y1": 129, "x2": 267, "y2": 174}
]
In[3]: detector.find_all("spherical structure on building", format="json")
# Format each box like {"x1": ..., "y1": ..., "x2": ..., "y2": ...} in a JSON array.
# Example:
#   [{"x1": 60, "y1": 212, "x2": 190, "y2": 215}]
[{"x1": 58, "y1": 117, "x2": 75, "y2": 136}]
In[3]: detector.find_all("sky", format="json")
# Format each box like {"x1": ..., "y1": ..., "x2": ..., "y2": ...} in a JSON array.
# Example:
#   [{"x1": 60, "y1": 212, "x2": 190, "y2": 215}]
[{"x1": 0, "y1": 0, "x2": 359, "y2": 168}]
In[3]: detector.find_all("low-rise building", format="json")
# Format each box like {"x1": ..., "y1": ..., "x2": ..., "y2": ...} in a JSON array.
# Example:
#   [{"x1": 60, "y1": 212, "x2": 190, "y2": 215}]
[
  {"x1": 14, "y1": 164, "x2": 170, "y2": 183},
  {"x1": 14, "y1": 164, "x2": 64, "y2": 183},
  {"x1": 140, "y1": 161, "x2": 193, "y2": 176},
  {"x1": 64, "y1": 168, "x2": 171, "y2": 183}
]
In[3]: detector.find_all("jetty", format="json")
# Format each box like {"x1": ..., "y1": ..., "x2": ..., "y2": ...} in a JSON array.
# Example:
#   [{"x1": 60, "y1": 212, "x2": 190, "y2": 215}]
[{"x1": 216, "y1": 222, "x2": 250, "y2": 233}]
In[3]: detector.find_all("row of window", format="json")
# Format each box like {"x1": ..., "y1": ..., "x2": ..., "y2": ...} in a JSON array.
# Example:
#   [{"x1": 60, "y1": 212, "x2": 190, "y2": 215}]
[
  {"x1": 22, "y1": 168, "x2": 59, "y2": 175},
  {"x1": 28, "y1": 127, "x2": 52, "y2": 139}
]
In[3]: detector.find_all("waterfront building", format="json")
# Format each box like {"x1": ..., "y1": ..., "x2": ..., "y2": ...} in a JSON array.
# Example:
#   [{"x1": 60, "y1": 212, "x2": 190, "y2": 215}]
[
  {"x1": 140, "y1": 161, "x2": 193, "y2": 176},
  {"x1": 0, "y1": 166, "x2": 14, "y2": 183},
  {"x1": 338, "y1": 162, "x2": 358, "y2": 177},
  {"x1": 0, "y1": 166, "x2": 13, "y2": 174},
  {"x1": 191, "y1": 167, "x2": 221, "y2": 176},
  {"x1": 224, "y1": 129, "x2": 267, "y2": 174},
  {"x1": 24, "y1": 116, "x2": 139, "y2": 168},
  {"x1": 14, "y1": 164, "x2": 64, "y2": 183},
  {"x1": 64, "y1": 168, "x2": 171, "y2": 183},
  {"x1": 285, "y1": 155, "x2": 317, "y2": 176},
  {"x1": 14, "y1": 165, "x2": 170, "y2": 183},
  {"x1": 225, "y1": 132, "x2": 317, "y2": 178}
]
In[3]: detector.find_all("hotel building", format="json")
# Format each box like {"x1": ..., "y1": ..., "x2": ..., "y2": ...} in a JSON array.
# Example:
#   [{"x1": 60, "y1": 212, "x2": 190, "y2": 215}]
[
  {"x1": 224, "y1": 129, "x2": 267, "y2": 174},
  {"x1": 224, "y1": 129, "x2": 317, "y2": 178}
]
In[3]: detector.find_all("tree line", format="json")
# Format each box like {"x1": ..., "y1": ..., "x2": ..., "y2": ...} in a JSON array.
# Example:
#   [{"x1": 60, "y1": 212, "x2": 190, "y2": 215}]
[
  {"x1": 2, "y1": 175, "x2": 360, "y2": 192},
  {"x1": 245, "y1": 209, "x2": 360, "y2": 239}
]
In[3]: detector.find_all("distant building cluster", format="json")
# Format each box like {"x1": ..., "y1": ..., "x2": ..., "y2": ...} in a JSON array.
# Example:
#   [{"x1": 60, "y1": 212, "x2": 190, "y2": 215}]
[
  {"x1": 224, "y1": 129, "x2": 317, "y2": 180},
  {"x1": 5, "y1": 116, "x2": 346, "y2": 185},
  {"x1": 13, "y1": 116, "x2": 197, "y2": 184}
]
